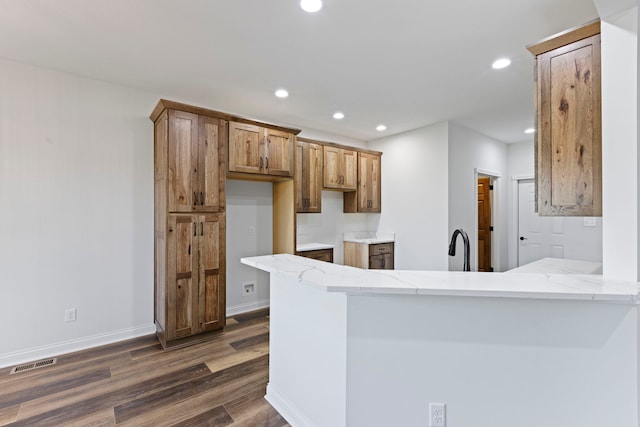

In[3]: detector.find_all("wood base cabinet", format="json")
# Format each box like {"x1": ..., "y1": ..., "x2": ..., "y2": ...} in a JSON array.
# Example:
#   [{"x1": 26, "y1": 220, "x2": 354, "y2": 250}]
[
  {"x1": 162, "y1": 214, "x2": 225, "y2": 343},
  {"x1": 295, "y1": 248, "x2": 334, "y2": 263},
  {"x1": 344, "y1": 242, "x2": 394, "y2": 270},
  {"x1": 152, "y1": 100, "x2": 227, "y2": 349}
]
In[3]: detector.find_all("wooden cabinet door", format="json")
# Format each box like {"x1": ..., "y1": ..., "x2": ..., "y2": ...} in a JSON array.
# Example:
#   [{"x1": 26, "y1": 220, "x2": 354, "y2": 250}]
[
  {"x1": 168, "y1": 110, "x2": 198, "y2": 212},
  {"x1": 530, "y1": 23, "x2": 601, "y2": 216},
  {"x1": 167, "y1": 215, "x2": 199, "y2": 340},
  {"x1": 357, "y1": 153, "x2": 381, "y2": 212},
  {"x1": 323, "y1": 145, "x2": 343, "y2": 189},
  {"x1": 296, "y1": 140, "x2": 322, "y2": 213},
  {"x1": 198, "y1": 116, "x2": 225, "y2": 212},
  {"x1": 264, "y1": 128, "x2": 294, "y2": 177},
  {"x1": 323, "y1": 146, "x2": 357, "y2": 190},
  {"x1": 341, "y1": 149, "x2": 358, "y2": 190},
  {"x1": 228, "y1": 122, "x2": 263, "y2": 174},
  {"x1": 197, "y1": 214, "x2": 225, "y2": 331}
]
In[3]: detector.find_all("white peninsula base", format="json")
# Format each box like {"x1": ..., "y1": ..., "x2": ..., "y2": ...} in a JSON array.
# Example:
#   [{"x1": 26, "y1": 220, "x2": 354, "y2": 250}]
[{"x1": 242, "y1": 255, "x2": 640, "y2": 427}]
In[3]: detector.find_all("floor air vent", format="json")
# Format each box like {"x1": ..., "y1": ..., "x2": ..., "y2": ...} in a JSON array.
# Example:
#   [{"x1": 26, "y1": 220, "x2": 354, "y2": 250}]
[{"x1": 10, "y1": 358, "x2": 57, "y2": 374}]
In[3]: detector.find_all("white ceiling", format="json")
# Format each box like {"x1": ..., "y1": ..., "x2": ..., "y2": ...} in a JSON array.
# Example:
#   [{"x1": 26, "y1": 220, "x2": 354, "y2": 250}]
[{"x1": 0, "y1": 0, "x2": 599, "y2": 142}]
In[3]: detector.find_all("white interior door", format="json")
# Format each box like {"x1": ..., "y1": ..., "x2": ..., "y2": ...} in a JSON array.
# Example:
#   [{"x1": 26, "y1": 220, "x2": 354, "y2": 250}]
[{"x1": 518, "y1": 179, "x2": 566, "y2": 266}]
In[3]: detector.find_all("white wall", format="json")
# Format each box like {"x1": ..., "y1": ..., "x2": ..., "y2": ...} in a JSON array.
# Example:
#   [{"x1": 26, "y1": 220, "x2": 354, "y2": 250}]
[
  {"x1": 448, "y1": 123, "x2": 508, "y2": 271},
  {"x1": 507, "y1": 141, "x2": 603, "y2": 269},
  {"x1": 0, "y1": 58, "x2": 157, "y2": 367},
  {"x1": 367, "y1": 122, "x2": 449, "y2": 270},
  {"x1": 600, "y1": 7, "x2": 639, "y2": 281},
  {"x1": 347, "y1": 294, "x2": 638, "y2": 427},
  {"x1": 225, "y1": 180, "x2": 273, "y2": 315}
]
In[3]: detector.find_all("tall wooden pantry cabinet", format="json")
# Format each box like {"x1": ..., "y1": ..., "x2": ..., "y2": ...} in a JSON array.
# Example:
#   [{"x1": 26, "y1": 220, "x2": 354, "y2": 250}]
[{"x1": 151, "y1": 100, "x2": 227, "y2": 349}]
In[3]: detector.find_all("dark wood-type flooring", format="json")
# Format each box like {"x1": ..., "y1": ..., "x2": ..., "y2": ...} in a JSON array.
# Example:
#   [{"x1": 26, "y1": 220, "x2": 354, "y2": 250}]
[{"x1": 0, "y1": 309, "x2": 289, "y2": 426}]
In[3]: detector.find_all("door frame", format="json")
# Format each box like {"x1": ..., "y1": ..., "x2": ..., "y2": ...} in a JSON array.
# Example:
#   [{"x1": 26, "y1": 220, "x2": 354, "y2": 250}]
[
  {"x1": 509, "y1": 175, "x2": 534, "y2": 269},
  {"x1": 474, "y1": 168, "x2": 501, "y2": 272}
]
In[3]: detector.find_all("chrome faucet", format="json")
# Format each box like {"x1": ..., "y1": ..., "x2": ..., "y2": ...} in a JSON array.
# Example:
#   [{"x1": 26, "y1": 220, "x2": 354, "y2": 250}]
[{"x1": 448, "y1": 228, "x2": 470, "y2": 271}]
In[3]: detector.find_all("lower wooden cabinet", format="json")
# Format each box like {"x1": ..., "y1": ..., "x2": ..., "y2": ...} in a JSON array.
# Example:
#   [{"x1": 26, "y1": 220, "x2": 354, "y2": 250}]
[
  {"x1": 295, "y1": 248, "x2": 334, "y2": 263},
  {"x1": 344, "y1": 242, "x2": 394, "y2": 270},
  {"x1": 156, "y1": 213, "x2": 226, "y2": 348}
]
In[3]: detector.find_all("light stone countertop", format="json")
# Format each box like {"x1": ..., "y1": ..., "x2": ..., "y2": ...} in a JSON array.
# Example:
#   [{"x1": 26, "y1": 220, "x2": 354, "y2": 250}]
[
  {"x1": 343, "y1": 231, "x2": 395, "y2": 244},
  {"x1": 506, "y1": 257, "x2": 602, "y2": 274},
  {"x1": 241, "y1": 254, "x2": 640, "y2": 303},
  {"x1": 296, "y1": 243, "x2": 335, "y2": 252}
]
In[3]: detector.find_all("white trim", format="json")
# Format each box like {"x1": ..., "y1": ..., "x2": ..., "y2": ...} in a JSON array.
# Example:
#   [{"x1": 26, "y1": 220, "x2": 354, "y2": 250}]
[
  {"x1": 266, "y1": 383, "x2": 320, "y2": 427},
  {"x1": 0, "y1": 323, "x2": 156, "y2": 369},
  {"x1": 475, "y1": 170, "x2": 502, "y2": 272},
  {"x1": 226, "y1": 299, "x2": 270, "y2": 316},
  {"x1": 512, "y1": 174, "x2": 534, "y2": 181},
  {"x1": 475, "y1": 167, "x2": 501, "y2": 178}
]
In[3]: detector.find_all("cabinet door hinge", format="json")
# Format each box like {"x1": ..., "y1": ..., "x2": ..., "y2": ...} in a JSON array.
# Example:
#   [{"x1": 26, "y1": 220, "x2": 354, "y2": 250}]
[
  {"x1": 489, "y1": 185, "x2": 494, "y2": 190},
  {"x1": 490, "y1": 226, "x2": 494, "y2": 231}
]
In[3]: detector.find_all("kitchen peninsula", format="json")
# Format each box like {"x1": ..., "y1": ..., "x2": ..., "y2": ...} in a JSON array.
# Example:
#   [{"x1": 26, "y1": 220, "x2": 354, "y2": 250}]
[{"x1": 242, "y1": 254, "x2": 640, "y2": 427}]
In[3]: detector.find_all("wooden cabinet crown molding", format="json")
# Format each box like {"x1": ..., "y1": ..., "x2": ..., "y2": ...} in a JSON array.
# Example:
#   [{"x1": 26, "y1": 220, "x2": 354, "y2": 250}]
[
  {"x1": 527, "y1": 19, "x2": 600, "y2": 56},
  {"x1": 150, "y1": 99, "x2": 302, "y2": 135},
  {"x1": 297, "y1": 137, "x2": 382, "y2": 157}
]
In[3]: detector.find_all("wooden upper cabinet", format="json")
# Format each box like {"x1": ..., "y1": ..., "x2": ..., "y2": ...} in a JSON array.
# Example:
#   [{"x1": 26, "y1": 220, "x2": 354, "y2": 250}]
[
  {"x1": 528, "y1": 20, "x2": 602, "y2": 216},
  {"x1": 265, "y1": 128, "x2": 295, "y2": 176},
  {"x1": 228, "y1": 121, "x2": 294, "y2": 177},
  {"x1": 295, "y1": 139, "x2": 323, "y2": 213},
  {"x1": 344, "y1": 151, "x2": 382, "y2": 213},
  {"x1": 323, "y1": 145, "x2": 357, "y2": 190},
  {"x1": 167, "y1": 110, "x2": 225, "y2": 213}
]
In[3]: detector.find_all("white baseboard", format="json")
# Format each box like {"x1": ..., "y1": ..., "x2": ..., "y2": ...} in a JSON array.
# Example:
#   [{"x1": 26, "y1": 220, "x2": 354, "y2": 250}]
[
  {"x1": 266, "y1": 383, "x2": 318, "y2": 427},
  {"x1": 0, "y1": 323, "x2": 156, "y2": 369},
  {"x1": 226, "y1": 299, "x2": 270, "y2": 316}
]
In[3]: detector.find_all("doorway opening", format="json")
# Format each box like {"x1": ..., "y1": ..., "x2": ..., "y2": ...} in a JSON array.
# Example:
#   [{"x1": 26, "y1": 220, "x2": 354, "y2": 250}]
[
  {"x1": 477, "y1": 176, "x2": 493, "y2": 271},
  {"x1": 474, "y1": 169, "x2": 500, "y2": 272}
]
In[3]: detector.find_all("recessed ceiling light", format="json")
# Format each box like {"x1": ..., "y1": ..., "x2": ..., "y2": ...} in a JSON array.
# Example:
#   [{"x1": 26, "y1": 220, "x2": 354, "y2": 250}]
[
  {"x1": 275, "y1": 89, "x2": 289, "y2": 98},
  {"x1": 525, "y1": 128, "x2": 535, "y2": 134},
  {"x1": 333, "y1": 112, "x2": 345, "y2": 120},
  {"x1": 492, "y1": 58, "x2": 511, "y2": 69},
  {"x1": 376, "y1": 125, "x2": 387, "y2": 132},
  {"x1": 300, "y1": 0, "x2": 322, "y2": 13}
]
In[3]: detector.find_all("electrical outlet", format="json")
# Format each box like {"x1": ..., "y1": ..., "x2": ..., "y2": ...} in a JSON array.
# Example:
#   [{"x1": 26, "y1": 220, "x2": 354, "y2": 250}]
[
  {"x1": 65, "y1": 308, "x2": 77, "y2": 322},
  {"x1": 242, "y1": 282, "x2": 256, "y2": 296},
  {"x1": 429, "y1": 402, "x2": 445, "y2": 427},
  {"x1": 248, "y1": 225, "x2": 256, "y2": 236},
  {"x1": 583, "y1": 217, "x2": 597, "y2": 227}
]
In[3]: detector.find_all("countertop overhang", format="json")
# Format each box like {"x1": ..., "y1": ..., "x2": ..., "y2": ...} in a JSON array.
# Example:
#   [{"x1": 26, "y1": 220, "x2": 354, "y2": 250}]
[{"x1": 241, "y1": 254, "x2": 640, "y2": 303}]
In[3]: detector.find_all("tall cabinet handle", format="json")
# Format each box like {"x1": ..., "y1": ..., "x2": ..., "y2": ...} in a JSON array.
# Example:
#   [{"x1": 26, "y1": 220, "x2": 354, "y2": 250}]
[
  {"x1": 201, "y1": 222, "x2": 204, "y2": 236},
  {"x1": 260, "y1": 157, "x2": 264, "y2": 169},
  {"x1": 193, "y1": 222, "x2": 196, "y2": 236},
  {"x1": 265, "y1": 157, "x2": 269, "y2": 169},
  {"x1": 200, "y1": 192, "x2": 204, "y2": 205},
  {"x1": 193, "y1": 192, "x2": 198, "y2": 206}
]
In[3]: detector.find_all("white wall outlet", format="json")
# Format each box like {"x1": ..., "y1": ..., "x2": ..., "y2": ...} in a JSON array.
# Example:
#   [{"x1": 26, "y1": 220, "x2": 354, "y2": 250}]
[
  {"x1": 429, "y1": 402, "x2": 446, "y2": 427},
  {"x1": 242, "y1": 281, "x2": 256, "y2": 296},
  {"x1": 65, "y1": 308, "x2": 77, "y2": 322},
  {"x1": 248, "y1": 225, "x2": 256, "y2": 235},
  {"x1": 583, "y1": 217, "x2": 597, "y2": 227}
]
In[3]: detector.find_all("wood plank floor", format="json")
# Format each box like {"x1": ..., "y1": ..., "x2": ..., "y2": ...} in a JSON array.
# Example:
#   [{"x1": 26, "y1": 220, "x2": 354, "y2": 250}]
[{"x1": 0, "y1": 309, "x2": 289, "y2": 427}]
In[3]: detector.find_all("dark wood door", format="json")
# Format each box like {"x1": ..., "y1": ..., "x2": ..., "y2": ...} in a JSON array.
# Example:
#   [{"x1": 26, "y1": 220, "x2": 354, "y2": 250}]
[{"x1": 477, "y1": 177, "x2": 492, "y2": 272}]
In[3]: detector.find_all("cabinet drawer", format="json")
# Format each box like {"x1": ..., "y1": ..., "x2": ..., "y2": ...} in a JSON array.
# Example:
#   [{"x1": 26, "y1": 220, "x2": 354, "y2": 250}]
[
  {"x1": 369, "y1": 243, "x2": 393, "y2": 256},
  {"x1": 369, "y1": 253, "x2": 394, "y2": 270},
  {"x1": 295, "y1": 249, "x2": 334, "y2": 263}
]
